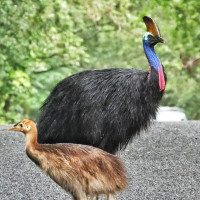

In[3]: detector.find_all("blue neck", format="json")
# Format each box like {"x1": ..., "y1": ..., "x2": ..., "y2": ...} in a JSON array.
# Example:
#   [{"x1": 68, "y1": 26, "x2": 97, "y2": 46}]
[
  {"x1": 143, "y1": 41, "x2": 161, "y2": 72},
  {"x1": 143, "y1": 40, "x2": 166, "y2": 91}
]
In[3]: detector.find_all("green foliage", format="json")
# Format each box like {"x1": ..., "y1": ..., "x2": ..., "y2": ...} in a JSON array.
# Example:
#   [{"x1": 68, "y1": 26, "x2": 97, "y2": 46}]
[{"x1": 0, "y1": 0, "x2": 199, "y2": 123}]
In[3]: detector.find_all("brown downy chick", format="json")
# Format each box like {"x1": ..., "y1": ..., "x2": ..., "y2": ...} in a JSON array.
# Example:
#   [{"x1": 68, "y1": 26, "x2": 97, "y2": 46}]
[{"x1": 9, "y1": 119, "x2": 127, "y2": 200}]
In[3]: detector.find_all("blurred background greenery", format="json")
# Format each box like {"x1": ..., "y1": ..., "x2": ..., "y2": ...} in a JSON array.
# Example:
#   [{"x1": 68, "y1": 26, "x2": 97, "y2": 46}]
[{"x1": 0, "y1": 0, "x2": 199, "y2": 123}]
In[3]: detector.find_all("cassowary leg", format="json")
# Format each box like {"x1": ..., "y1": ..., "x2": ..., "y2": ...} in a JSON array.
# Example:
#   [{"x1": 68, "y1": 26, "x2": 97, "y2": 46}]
[
  {"x1": 98, "y1": 133, "x2": 117, "y2": 154},
  {"x1": 89, "y1": 195, "x2": 99, "y2": 200},
  {"x1": 107, "y1": 194, "x2": 116, "y2": 200},
  {"x1": 73, "y1": 193, "x2": 87, "y2": 200}
]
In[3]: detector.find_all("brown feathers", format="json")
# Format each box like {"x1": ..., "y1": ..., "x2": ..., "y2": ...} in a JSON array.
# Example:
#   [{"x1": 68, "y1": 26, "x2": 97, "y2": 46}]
[
  {"x1": 143, "y1": 16, "x2": 161, "y2": 37},
  {"x1": 9, "y1": 119, "x2": 127, "y2": 200}
]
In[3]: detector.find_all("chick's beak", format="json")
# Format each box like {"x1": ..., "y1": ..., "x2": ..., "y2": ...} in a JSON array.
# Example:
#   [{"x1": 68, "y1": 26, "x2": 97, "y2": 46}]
[
  {"x1": 8, "y1": 123, "x2": 22, "y2": 132},
  {"x1": 9, "y1": 127, "x2": 20, "y2": 131}
]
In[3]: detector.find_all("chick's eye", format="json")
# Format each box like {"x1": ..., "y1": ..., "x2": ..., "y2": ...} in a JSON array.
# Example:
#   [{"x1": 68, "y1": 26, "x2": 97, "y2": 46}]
[{"x1": 20, "y1": 124, "x2": 23, "y2": 127}]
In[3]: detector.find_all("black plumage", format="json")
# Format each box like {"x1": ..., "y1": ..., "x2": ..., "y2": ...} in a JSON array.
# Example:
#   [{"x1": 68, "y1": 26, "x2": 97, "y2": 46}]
[
  {"x1": 38, "y1": 67, "x2": 166, "y2": 153},
  {"x1": 37, "y1": 16, "x2": 167, "y2": 154}
]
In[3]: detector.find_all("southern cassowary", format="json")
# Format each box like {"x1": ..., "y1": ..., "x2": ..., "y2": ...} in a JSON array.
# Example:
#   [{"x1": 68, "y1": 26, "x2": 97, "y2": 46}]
[{"x1": 37, "y1": 16, "x2": 167, "y2": 154}]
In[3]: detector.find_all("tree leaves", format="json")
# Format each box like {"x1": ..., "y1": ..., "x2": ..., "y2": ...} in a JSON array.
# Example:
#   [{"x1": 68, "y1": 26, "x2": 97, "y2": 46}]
[{"x1": 0, "y1": 0, "x2": 199, "y2": 122}]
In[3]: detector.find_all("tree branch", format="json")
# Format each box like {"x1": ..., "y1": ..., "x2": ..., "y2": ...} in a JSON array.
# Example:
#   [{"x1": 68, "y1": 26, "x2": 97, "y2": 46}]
[
  {"x1": 74, "y1": 21, "x2": 114, "y2": 34},
  {"x1": 181, "y1": 55, "x2": 200, "y2": 74},
  {"x1": 33, "y1": 65, "x2": 68, "y2": 74},
  {"x1": 36, "y1": 53, "x2": 62, "y2": 60}
]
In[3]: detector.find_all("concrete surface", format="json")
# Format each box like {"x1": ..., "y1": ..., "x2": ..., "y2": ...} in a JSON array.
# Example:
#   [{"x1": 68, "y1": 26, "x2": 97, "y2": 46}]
[{"x1": 0, "y1": 121, "x2": 200, "y2": 200}]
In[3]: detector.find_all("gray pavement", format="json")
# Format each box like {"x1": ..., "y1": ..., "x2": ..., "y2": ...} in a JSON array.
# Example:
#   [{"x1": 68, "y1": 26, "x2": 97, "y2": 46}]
[{"x1": 0, "y1": 121, "x2": 200, "y2": 200}]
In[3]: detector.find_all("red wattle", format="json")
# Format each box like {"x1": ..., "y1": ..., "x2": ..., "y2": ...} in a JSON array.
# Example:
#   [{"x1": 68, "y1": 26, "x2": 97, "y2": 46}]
[{"x1": 158, "y1": 63, "x2": 165, "y2": 91}]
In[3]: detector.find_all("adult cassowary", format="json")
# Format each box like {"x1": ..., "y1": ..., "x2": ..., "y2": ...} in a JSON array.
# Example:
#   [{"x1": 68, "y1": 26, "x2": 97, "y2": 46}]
[{"x1": 37, "y1": 16, "x2": 167, "y2": 154}]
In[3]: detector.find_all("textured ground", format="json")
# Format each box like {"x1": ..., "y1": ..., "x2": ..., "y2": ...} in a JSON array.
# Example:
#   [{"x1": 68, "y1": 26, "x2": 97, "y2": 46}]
[{"x1": 0, "y1": 121, "x2": 200, "y2": 200}]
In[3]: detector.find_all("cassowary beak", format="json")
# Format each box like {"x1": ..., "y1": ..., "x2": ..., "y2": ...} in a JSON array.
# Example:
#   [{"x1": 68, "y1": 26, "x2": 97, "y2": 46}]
[
  {"x1": 149, "y1": 36, "x2": 164, "y2": 46},
  {"x1": 157, "y1": 37, "x2": 164, "y2": 43}
]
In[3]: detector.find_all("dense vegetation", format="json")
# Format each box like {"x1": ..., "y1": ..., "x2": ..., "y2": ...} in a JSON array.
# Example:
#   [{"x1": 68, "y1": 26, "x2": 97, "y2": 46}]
[{"x1": 0, "y1": 0, "x2": 199, "y2": 123}]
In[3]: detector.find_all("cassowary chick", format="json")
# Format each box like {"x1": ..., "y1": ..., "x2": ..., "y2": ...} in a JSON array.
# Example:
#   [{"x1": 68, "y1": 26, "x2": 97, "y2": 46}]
[{"x1": 9, "y1": 119, "x2": 127, "y2": 200}]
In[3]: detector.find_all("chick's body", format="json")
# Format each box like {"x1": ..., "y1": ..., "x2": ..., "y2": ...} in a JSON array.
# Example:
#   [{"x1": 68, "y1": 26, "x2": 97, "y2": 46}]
[
  {"x1": 27, "y1": 143, "x2": 127, "y2": 198},
  {"x1": 9, "y1": 119, "x2": 127, "y2": 200}
]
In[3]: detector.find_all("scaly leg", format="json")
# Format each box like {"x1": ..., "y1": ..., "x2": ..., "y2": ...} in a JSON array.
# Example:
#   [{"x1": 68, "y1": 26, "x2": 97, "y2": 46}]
[
  {"x1": 107, "y1": 194, "x2": 116, "y2": 200},
  {"x1": 73, "y1": 193, "x2": 87, "y2": 200},
  {"x1": 90, "y1": 195, "x2": 99, "y2": 200}
]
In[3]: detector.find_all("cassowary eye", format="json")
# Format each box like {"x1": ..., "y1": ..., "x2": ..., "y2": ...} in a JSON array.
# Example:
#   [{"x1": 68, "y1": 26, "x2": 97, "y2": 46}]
[{"x1": 148, "y1": 35, "x2": 153, "y2": 39}]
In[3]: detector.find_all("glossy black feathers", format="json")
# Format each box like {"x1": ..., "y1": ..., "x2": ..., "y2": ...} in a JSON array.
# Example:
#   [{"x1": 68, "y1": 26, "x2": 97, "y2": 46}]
[{"x1": 37, "y1": 67, "x2": 166, "y2": 154}]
